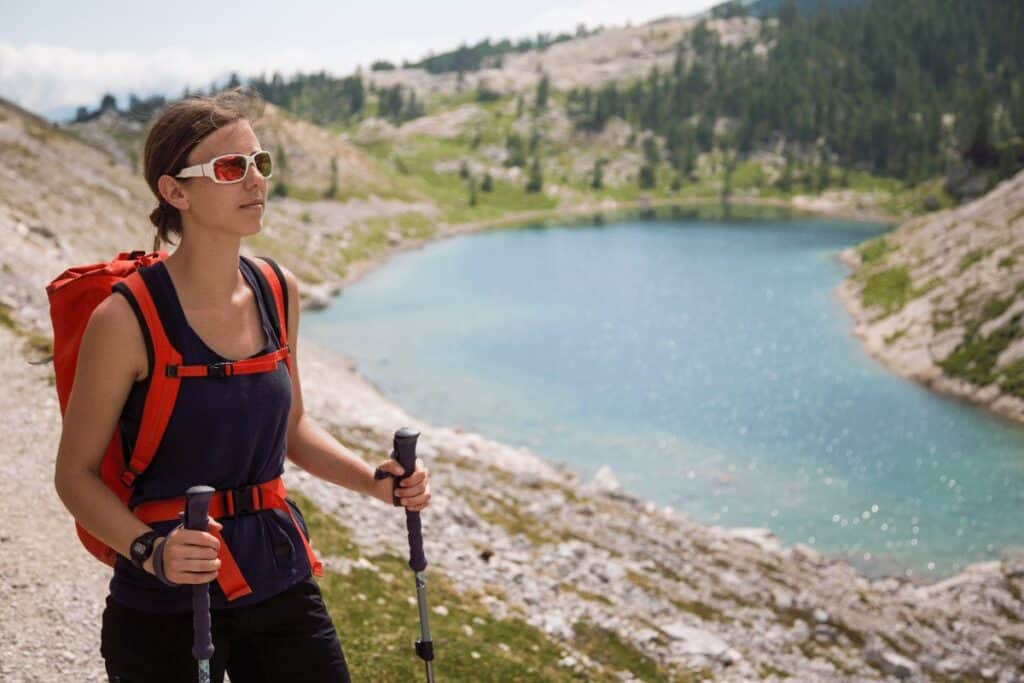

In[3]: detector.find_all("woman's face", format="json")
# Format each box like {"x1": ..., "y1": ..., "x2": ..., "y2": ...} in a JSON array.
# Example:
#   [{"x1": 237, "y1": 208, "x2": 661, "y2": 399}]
[{"x1": 176, "y1": 118, "x2": 268, "y2": 240}]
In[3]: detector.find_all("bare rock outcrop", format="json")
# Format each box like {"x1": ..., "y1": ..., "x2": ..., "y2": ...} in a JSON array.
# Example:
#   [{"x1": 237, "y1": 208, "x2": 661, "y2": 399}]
[{"x1": 838, "y1": 168, "x2": 1024, "y2": 425}]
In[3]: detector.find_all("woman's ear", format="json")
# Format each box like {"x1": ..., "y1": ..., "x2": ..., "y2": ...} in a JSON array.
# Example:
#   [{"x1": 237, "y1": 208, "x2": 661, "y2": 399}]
[{"x1": 157, "y1": 174, "x2": 190, "y2": 212}]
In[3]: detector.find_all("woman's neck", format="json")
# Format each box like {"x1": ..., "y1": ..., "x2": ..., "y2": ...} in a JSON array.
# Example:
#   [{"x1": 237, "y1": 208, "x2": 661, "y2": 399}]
[{"x1": 162, "y1": 233, "x2": 245, "y2": 308}]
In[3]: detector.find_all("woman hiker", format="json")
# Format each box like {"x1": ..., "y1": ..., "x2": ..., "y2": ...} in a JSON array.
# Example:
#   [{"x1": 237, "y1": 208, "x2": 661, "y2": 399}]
[{"x1": 53, "y1": 88, "x2": 432, "y2": 682}]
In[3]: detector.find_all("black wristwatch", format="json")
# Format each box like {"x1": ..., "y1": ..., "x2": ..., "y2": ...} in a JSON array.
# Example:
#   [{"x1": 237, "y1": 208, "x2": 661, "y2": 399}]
[{"x1": 129, "y1": 530, "x2": 160, "y2": 570}]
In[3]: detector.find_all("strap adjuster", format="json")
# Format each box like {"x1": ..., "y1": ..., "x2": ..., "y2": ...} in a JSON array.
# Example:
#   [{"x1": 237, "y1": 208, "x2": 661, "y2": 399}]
[
  {"x1": 207, "y1": 362, "x2": 233, "y2": 378},
  {"x1": 225, "y1": 485, "x2": 260, "y2": 517},
  {"x1": 120, "y1": 468, "x2": 140, "y2": 487}
]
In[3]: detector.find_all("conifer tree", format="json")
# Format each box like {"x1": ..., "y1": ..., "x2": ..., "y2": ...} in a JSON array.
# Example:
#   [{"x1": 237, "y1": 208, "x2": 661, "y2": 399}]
[{"x1": 525, "y1": 157, "x2": 543, "y2": 193}]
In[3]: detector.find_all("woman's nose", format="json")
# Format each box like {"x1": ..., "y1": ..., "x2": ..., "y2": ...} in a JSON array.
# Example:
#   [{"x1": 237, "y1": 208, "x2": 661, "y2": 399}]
[{"x1": 244, "y1": 164, "x2": 267, "y2": 190}]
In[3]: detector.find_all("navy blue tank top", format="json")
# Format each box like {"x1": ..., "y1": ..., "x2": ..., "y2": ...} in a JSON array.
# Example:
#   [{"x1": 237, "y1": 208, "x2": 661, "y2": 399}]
[{"x1": 110, "y1": 257, "x2": 312, "y2": 614}]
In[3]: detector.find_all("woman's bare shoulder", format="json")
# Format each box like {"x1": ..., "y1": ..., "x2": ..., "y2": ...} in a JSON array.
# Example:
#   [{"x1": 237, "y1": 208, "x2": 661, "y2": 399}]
[{"x1": 87, "y1": 291, "x2": 150, "y2": 383}]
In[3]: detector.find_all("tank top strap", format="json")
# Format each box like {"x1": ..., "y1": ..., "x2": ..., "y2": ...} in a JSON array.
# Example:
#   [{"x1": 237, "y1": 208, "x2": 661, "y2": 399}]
[{"x1": 238, "y1": 257, "x2": 282, "y2": 350}]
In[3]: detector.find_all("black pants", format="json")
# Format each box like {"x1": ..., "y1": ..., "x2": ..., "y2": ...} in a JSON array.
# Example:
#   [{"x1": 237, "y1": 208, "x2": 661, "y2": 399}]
[{"x1": 101, "y1": 576, "x2": 351, "y2": 682}]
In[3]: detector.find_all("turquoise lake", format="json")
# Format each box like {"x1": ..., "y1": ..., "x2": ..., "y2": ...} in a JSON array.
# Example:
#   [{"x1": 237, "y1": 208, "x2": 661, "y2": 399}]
[{"x1": 304, "y1": 211, "x2": 1024, "y2": 580}]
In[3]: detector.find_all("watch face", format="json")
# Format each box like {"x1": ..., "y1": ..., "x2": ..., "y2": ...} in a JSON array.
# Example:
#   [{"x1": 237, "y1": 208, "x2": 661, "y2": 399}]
[{"x1": 132, "y1": 540, "x2": 145, "y2": 555}]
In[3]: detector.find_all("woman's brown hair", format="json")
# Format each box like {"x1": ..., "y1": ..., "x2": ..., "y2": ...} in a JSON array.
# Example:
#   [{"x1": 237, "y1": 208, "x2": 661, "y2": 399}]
[{"x1": 143, "y1": 87, "x2": 265, "y2": 252}]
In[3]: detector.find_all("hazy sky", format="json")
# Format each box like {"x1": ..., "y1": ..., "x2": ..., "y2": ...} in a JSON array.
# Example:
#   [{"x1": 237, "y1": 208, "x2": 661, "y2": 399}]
[{"x1": 0, "y1": 0, "x2": 718, "y2": 120}]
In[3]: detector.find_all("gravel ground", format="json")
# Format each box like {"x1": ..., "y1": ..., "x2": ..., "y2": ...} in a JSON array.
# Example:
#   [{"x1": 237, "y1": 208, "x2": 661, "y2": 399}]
[{"x1": 0, "y1": 326, "x2": 108, "y2": 682}]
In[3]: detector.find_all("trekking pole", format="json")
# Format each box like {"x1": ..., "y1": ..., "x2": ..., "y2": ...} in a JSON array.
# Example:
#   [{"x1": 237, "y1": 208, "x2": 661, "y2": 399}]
[
  {"x1": 387, "y1": 427, "x2": 435, "y2": 682},
  {"x1": 184, "y1": 485, "x2": 216, "y2": 683}
]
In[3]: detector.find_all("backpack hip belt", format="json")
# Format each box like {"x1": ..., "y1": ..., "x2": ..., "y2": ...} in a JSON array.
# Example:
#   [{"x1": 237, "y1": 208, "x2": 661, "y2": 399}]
[{"x1": 132, "y1": 476, "x2": 323, "y2": 601}]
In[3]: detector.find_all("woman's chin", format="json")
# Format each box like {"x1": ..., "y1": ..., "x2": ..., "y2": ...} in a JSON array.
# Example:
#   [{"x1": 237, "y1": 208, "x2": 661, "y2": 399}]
[{"x1": 239, "y1": 216, "x2": 263, "y2": 234}]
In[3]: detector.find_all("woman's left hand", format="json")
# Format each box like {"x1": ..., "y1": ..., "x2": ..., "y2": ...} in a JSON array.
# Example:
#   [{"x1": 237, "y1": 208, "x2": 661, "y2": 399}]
[{"x1": 374, "y1": 457, "x2": 431, "y2": 512}]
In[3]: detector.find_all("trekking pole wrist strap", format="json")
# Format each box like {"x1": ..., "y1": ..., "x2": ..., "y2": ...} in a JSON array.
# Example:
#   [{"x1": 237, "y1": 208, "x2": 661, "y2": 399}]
[
  {"x1": 374, "y1": 466, "x2": 401, "y2": 506},
  {"x1": 152, "y1": 534, "x2": 179, "y2": 588}
]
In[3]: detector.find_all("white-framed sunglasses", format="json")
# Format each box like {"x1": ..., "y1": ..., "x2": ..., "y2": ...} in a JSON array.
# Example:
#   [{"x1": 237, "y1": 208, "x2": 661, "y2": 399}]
[{"x1": 175, "y1": 151, "x2": 274, "y2": 184}]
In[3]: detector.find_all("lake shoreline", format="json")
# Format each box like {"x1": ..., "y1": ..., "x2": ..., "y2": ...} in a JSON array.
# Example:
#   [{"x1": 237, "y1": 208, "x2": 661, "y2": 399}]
[
  {"x1": 333, "y1": 193, "x2": 898, "y2": 294},
  {"x1": 304, "y1": 194, "x2": 1020, "y2": 580}
]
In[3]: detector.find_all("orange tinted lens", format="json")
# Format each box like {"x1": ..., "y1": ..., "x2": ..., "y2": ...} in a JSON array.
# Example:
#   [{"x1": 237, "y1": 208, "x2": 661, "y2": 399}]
[
  {"x1": 254, "y1": 151, "x2": 273, "y2": 178},
  {"x1": 212, "y1": 155, "x2": 247, "y2": 182}
]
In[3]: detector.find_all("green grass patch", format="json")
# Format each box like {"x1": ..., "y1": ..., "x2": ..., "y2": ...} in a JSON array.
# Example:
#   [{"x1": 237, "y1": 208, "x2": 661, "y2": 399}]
[
  {"x1": 670, "y1": 598, "x2": 727, "y2": 623},
  {"x1": 318, "y1": 558, "x2": 599, "y2": 681},
  {"x1": 858, "y1": 237, "x2": 893, "y2": 266},
  {"x1": 939, "y1": 314, "x2": 1023, "y2": 388},
  {"x1": 981, "y1": 296, "x2": 1012, "y2": 322},
  {"x1": 25, "y1": 332, "x2": 52, "y2": 357},
  {"x1": 729, "y1": 160, "x2": 765, "y2": 190},
  {"x1": 861, "y1": 266, "x2": 912, "y2": 316},
  {"x1": 884, "y1": 328, "x2": 908, "y2": 346},
  {"x1": 23, "y1": 120, "x2": 63, "y2": 144},
  {"x1": 0, "y1": 303, "x2": 17, "y2": 332},
  {"x1": 958, "y1": 249, "x2": 989, "y2": 274},
  {"x1": 426, "y1": 89, "x2": 485, "y2": 112},
  {"x1": 572, "y1": 620, "x2": 709, "y2": 683},
  {"x1": 626, "y1": 570, "x2": 660, "y2": 595},
  {"x1": 292, "y1": 489, "x2": 668, "y2": 681},
  {"x1": 915, "y1": 276, "x2": 942, "y2": 298},
  {"x1": 463, "y1": 492, "x2": 562, "y2": 546},
  {"x1": 759, "y1": 663, "x2": 792, "y2": 678},
  {"x1": 997, "y1": 358, "x2": 1024, "y2": 397},
  {"x1": 558, "y1": 584, "x2": 614, "y2": 606},
  {"x1": 288, "y1": 491, "x2": 358, "y2": 558},
  {"x1": 0, "y1": 303, "x2": 54, "y2": 358}
]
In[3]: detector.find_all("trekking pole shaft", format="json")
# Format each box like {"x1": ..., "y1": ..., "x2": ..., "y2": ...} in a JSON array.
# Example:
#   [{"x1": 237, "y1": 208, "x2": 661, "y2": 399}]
[
  {"x1": 185, "y1": 485, "x2": 216, "y2": 678},
  {"x1": 415, "y1": 570, "x2": 435, "y2": 683}
]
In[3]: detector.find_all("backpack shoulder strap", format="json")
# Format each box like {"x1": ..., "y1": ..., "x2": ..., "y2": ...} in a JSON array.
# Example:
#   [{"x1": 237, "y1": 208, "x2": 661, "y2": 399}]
[
  {"x1": 242, "y1": 255, "x2": 292, "y2": 374},
  {"x1": 111, "y1": 270, "x2": 186, "y2": 487}
]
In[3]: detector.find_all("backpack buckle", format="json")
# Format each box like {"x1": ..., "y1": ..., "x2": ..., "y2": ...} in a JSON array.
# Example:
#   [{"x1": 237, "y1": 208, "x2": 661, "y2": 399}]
[
  {"x1": 227, "y1": 485, "x2": 260, "y2": 516},
  {"x1": 207, "y1": 362, "x2": 234, "y2": 378}
]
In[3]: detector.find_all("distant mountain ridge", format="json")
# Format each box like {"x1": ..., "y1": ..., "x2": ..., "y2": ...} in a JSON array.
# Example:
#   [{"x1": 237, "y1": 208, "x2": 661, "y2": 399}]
[{"x1": 708, "y1": 0, "x2": 865, "y2": 18}]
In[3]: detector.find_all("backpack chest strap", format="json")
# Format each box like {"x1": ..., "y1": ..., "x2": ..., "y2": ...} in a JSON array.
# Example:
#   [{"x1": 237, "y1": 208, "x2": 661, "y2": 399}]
[
  {"x1": 132, "y1": 476, "x2": 323, "y2": 601},
  {"x1": 164, "y1": 345, "x2": 290, "y2": 378}
]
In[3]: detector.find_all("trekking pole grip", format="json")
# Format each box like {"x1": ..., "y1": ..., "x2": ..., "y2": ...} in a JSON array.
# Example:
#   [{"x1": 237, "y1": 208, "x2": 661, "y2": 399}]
[
  {"x1": 392, "y1": 428, "x2": 427, "y2": 572},
  {"x1": 184, "y1": 485, "x2": 216, "y2": 662}
]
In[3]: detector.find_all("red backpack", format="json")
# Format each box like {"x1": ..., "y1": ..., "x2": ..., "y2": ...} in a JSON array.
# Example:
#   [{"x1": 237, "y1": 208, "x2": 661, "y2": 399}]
[{"x1": 46, "y1": 249, "x2": 321, "y2": 600}]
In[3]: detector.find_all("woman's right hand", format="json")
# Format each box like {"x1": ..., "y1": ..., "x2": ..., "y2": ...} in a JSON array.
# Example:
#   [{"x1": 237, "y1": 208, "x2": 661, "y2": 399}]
[{"x1": 143, "y1": 518, "x2": 223, "y2": 584}]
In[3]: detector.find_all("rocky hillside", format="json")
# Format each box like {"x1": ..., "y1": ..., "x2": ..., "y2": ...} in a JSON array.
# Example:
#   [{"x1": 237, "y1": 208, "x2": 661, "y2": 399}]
[
  {"x1": 364, "y1": 17, "x2": 763, "y2": 100},
  {"x1": 838, "y1": 169, "x2": 1024, "y2": 425},
  {"x1": 0, "y1": 95, "x2": 442, "y2": 336},
  {"x1": 0, "y1": 98, "x2": 153, "y2": 339}
]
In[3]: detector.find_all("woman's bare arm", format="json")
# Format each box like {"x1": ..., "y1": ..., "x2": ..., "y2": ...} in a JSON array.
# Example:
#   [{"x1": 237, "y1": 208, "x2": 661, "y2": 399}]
[
  {"x1": 53, "y1": 292, "x2": 220, "y2": 581},
  {"x1": 278, "y1": 266, "x2": 430, "y2": 510}
]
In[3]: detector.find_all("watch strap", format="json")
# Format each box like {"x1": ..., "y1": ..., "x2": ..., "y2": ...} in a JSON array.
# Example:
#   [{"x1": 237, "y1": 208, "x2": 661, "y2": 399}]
[{"x1": 129, "y1": 530, "x2": 160, "y2": 570}]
